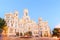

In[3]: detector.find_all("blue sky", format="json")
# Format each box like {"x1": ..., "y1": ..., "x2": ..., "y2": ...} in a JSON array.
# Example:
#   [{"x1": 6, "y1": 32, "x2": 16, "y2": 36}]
[{"x1": 0, "y1": 0, "x2": 60, "y2": 31}]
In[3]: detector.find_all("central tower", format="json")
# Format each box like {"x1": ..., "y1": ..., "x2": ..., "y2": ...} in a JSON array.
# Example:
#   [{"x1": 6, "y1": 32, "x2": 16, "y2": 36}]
[{"x1": 24, "y1": 9, "x2": 28, "y2": 16}]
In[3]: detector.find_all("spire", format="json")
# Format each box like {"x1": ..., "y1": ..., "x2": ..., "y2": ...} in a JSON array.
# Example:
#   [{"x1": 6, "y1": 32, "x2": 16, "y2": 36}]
[{"x1": 24, "y1": 9, "x2": 28, "y2": 16}]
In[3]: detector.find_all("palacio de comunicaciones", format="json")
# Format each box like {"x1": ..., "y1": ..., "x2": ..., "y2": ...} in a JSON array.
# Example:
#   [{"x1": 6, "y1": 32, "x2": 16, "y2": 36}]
[{"x1": 4, "y1": 9, "x2": 51, "y2": 37}]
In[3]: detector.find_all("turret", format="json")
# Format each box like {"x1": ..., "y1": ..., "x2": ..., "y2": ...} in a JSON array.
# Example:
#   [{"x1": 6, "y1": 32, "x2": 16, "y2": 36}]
[
  {"x1": 38, "y1": 17, "x2": 42, "y2": 22},
  {"x1": 14, "y1": 10, "x2": 19, "y2": 17},
  {"x1": 23, "y1": 9, "x2": 28, "y2": 16}
]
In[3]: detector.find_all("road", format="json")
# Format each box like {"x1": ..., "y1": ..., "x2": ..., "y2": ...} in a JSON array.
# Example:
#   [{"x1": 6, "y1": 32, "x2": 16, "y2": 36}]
[{"x1": 0, "y1": 36, "x2": 59, "y2": 40}]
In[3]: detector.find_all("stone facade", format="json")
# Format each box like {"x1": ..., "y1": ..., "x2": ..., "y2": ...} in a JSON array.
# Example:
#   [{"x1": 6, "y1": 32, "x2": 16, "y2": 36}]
[
  {"x1": 38, "y1": 18, "x2": 51, "y2": 37},
  {"x1": 5, "y1": 11, "x2": 19, "y2": 36},
  {"x1": 5, "y1": 9, "x2": 51, "y2": 37}
]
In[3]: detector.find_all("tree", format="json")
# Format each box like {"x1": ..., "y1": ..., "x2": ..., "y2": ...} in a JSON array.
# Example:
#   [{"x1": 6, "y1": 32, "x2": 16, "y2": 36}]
[
  {"x1": 28, "y1": 31, "x2": 32, "y2": 36},
  {"x1": 3, "y1": 26, "x2": 8, "y2": 35},
  {"x1": 24, "y1": 31, "x2": 32, "y2": 36},
  {"x1": 0, "y1": 17, "x2": 7, "y2": 33},
  {"x1": 52, "y1": 28, "x2": 60, "y2": 37}
]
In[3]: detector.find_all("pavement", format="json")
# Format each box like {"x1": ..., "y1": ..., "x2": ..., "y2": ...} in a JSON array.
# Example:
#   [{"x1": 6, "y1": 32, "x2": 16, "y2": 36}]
[{"x1": 0, "y1": 36, "x2": 59, "y2": 40}]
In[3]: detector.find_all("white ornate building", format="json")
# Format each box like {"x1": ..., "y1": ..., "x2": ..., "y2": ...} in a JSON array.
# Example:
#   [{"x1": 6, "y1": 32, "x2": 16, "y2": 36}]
[
  {"x1": 38, "y1": 18, "x2": 51, "y2": 37},
  {"x1": 5, "y1": 11, "x2": 19, "y2": 36},
  {"x1": 5, "y1": 9, "x2": 51, "y2": 37},
  {"x1": 19, "y1": 9, "x2": 39, "y2": 36}
]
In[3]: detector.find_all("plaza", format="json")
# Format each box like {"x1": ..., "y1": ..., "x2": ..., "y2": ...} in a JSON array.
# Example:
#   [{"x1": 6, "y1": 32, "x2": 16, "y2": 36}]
[{"x1": 0, "y1": 36, "x2": 59, "y2": 40}]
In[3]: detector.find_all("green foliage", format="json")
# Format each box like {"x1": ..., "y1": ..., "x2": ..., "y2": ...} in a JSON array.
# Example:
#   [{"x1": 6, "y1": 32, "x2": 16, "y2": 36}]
[
  {"x1": 0, "y1": 17, "x2": 6, "y2": 29},
  {"x1": 52, "y1": 28, "x2": 60, "y2": 37},
  {"x1": 24, "y1": 31, "x2": 32, "y2": 36},
  {"x1": 28, "y1": 31, "x2": 32, "y2": 36}
]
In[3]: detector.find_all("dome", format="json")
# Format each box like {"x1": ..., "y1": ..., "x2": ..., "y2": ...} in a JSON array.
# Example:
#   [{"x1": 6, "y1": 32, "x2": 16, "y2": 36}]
[{"x1": 55, "y1": 24, "x2": 60, "y2": 28}]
